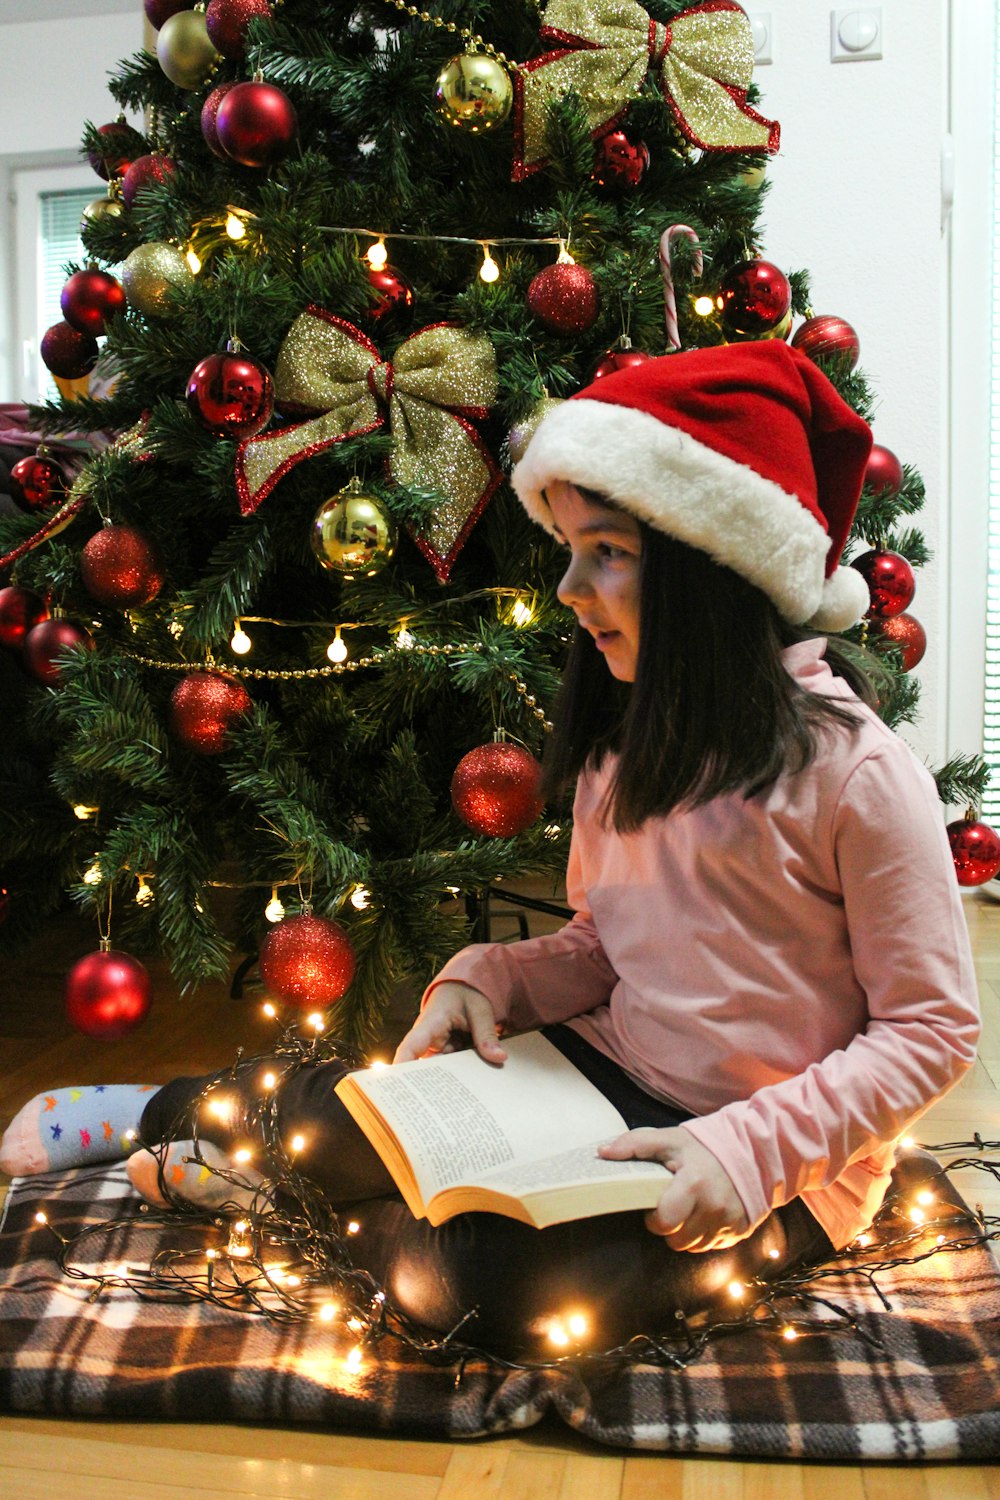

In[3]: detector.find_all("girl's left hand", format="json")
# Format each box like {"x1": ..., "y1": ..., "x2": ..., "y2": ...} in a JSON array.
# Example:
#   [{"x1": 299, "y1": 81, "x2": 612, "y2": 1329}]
[{"x1": 598, "y1": 1127, "x2": 750, "y2": 1251}]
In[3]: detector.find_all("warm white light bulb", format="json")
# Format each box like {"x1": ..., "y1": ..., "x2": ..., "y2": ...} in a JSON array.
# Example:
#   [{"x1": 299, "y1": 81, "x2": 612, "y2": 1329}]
[
  {"x1": 262, "y1": 1072, "x2": 277, "y2": 1090},
  {"x1": 308, "y1": 1012, "x2": 325, "y2": 1033},
  {"x1": 556, "y1": 240, "x2": 575, "y2": 265},
  {"x1": 262, "y1": 1001, "x2": 277, "y2": 1019},
  {"x1": 73, "y1": 804, "x2": 98, "y2": 820},
  {"x1": 346, "y1": 1220, "x2": 360, "y2": 1236},
  {"x1": 264, "y1": 892, "x2": 285, "y2": 923},
  {"x1": 350, "y1": 885, "x2": 371, "y2": 910},
  {"x1": 396, "y1": 626, "x2": 415, "y2": 649},
  {"x1": 290, "y1": 1134, "x2": 306, "y2": 1154},
  {"x1": 511, "y1": 597, "x2": 533, "y2": 627},
  {"x1": 479, "y1": 248, "x2": 499, "y2": 283},
  {"x1": 83, "y1": 860, "x2": 102, "y2": 886},
  {"x1": 693, "y1": 295, "x2": 715, "y2": 317},
  {"x1": 135, "y1": 876, "x2": 155, "y2": 907},
  {"x1": 226, "y1": 211, "x2": 247, "y2": 240},
  {"x1": 231, "y1": 625, "x2": 252, "y2": 655},
  {"x1": 345, "y1": 1345, "x2": 364, "y2": 1372},
  {"x1": 319, "y1": 1302, "x2": 339, "y2": 1322},
  {"x1": 327, "y1": 632, "x2": 348, "y2": 664},
  {"x1": 367, "y1": 238, "x2": 388, "y2": 270},
  {"x1": 567, "y1": 1313, "x2": 588, "y2": 1338},
  {"x1": 186, "y1": 247, "x2": 202, "y2": 275}
]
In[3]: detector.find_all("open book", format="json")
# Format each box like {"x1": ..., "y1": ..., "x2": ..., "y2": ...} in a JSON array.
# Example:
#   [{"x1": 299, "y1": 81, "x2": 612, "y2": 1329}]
[{"x1": 333, "y1": 1031, "x2": 670, "y2": 1228}]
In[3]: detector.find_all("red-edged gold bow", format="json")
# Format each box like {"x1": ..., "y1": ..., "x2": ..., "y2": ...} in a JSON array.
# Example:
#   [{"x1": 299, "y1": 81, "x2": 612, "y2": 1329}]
[
  {"x1": 235, "y1": 308, "x2": 501, "y2": 581},
  {"x1": 513, "y1": 0, "x2": 779, "y2": 181}
]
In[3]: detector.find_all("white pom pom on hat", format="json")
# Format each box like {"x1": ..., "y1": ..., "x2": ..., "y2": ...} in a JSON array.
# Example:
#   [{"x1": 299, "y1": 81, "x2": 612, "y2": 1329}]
[{"x1": 511, "y1": 340, "x2": 874, "y2": 632}]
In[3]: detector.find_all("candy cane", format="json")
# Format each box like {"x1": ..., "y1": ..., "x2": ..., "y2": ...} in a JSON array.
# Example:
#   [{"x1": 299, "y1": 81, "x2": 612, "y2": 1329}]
[{"x1": 659, "y1": 226, "x2": 703, "y2": 350}]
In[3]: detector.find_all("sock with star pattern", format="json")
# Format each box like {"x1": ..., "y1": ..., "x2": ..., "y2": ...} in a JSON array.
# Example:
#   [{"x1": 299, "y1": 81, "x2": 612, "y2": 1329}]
[
  {"x1": 126, "y1": 1138, "x2": 269, "y2": 1212},
  {"x1": 0, "y1": 1084, "x2": 158, "y2": 1175}
]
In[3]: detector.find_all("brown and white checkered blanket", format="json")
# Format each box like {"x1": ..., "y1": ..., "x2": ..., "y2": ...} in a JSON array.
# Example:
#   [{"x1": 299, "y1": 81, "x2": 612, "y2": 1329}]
[{"x1": 1, "y1": 1158, "x2": 999, "y2": 1457}]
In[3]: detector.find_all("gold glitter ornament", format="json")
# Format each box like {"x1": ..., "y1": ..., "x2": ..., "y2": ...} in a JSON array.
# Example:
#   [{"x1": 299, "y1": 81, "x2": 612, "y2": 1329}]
[
  {"x1": 311, "y1": 480, "x2": 397, "y2": 577},
  {"x1": 122, "y1": 241, "x2": 194, "y2": 319},
  {"x1": 157, "y1": 10, "x2": 222, "y2": 89},
  {"x1": 434, "y1": 52, "x2": 513, "y2": 133},
  {"x1": 507, "y1": 397, "x2": 566, "y2": 466}
]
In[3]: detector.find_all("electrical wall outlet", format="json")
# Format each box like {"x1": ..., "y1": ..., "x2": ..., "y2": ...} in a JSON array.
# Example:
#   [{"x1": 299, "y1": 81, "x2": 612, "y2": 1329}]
[
  {"x1": 831, "y1": 9, "x2": 883, "y2": 62},
  {"x1": 747, "y1": 12, "x2": 773, "y2": 65}
]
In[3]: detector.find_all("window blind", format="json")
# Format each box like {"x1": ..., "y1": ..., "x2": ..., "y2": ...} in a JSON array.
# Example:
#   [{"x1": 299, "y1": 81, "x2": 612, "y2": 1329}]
[{"x1": 983, "y1": 38, "x2": 1000, "y2": 819}]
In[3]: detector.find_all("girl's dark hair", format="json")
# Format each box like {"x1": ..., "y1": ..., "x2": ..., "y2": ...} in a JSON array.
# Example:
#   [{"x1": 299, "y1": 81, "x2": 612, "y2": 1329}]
[{"x1": 542, "y1": 517, "x2": 883, "y2": 832}]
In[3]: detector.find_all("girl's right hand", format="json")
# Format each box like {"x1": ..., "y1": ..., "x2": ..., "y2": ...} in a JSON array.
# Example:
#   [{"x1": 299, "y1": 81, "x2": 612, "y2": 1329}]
[{"x1": 393, "y1": 981, "x2": 508, "y2": 1066}]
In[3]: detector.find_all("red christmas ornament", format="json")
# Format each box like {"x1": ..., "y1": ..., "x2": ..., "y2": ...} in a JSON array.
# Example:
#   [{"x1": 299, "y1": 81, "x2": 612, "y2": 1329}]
[
  {"x1": 40, "y1": 321, "x2": 100, "y2": 381},
  {"x1": 215, "y1": 81, "x2": 298, "y2": 168},
  {"x1": 169, "y1": 671, "x2": 253, "y2": 754},
  {"x1": 186, "y1": 349, "x2": 275, "y2": 439},
  {"x1": 9, "y1": 451, "x2": 66, "y2": 512},
  {"x1": 851, "y1": 549, "x2": 916, "y2": 619},
  {"x1": 718, "y1": 259, "x2": 791, "y2": 338},
  {"x1": 865, "y1": 444, "x2": 904, "y2": 498},
  {"x1": 201, "y1": 81, "x2": 238, "y2": 158},
  {"x1": 451, "y1": 742, "x2": 544, "y2": 837},
  {"x1": 144, "y1": 0, "x2": 191, "y2": 29},
  {"x1": 0, "y1": 586, "x2": 49, "y2": 648},
  {"x1": 591, "y1": 344, "x2": 653, "y2": 380},
  {"x1": 791, "y1": 314, "x2": 860, "y2": 369},
  {"x1": 206, "y1": 0, "x2": 272, "y2": 59},
  {"x1": 60, "y1": 269, "x2": 126, "y2": 337},
  {"x1": 367, "y1": 265, "x2": 415, "y2": 322},
  {"x1": 527, "y1": 262, "x2": 600, "y2": 336},
  {"x1": 87, "y1": 119, "x2": 148, "y2": 180},
  {"x1": 870, "y1": 612, "x2": 926, "y2": 672},
  {"x1": 591, "y1": 129, "x2": 650, "y2": 192},
  {"x1": 23, "y1": 618, "x2": 95, "y2": 685},
  {"x1": 947, "y1": 817, "x2": 1000, "y2": 887},
  {"x1": 121, "y1": 152, "x2": 177, "y2": 210},
  {"x1": 258, "y1": 912, "x2": 356, "y2": 1009},
  {"x1": 65, "y1": 948, "x2": 152, "y2": 1039},
  {"x1": 80, "y1": 525, "x2": 165, "y2": 608}
]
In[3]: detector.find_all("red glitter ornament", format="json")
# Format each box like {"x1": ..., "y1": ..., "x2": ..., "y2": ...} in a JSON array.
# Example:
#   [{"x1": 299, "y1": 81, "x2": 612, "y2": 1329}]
[
  {"x1": 947, "y1": 817, "x2": 1000, "y2": 887},
  {"x1": 201, "y1": 81, "x2": 238, "y2": 159},
  {"x1": 0, "y1": 586, "x2": 49, "y2": 648},
  {"x1": 206, "y1": 0, "x2": 272, "y2": 59},
  {"x1": 851, "y1": 549, "x2": 916, "y2": 620},
  {"x1": 144, "y1": 0, "x2": 191, "y2": 29},
  {"x1": 367, "y1": 265, "x2": 415, "y2": 322},
  {"x1": 186, "y1": 349, "x2": 275, "y2": 439},
  {"x1": 591, "y1": 129, "x2": 650, "y2": 192},
  {"x1": 870, "y1": 612, "x2": 926, "y2": 672},
  {"x1": 216, "y1": 81, "x2": 298, "y2": 168},
  {"x1": 121, "y1": 152, "x2": 177, "y2": 210},
  {"x1": 40, "y1": 321, "x2": 100, "y2": 381},
  {"x1": 23, "y1": 618, "x2": 95, "y2": 685},
  {"x1": 65, "y1": 948, "x2": 152, "y2": 1039},
  {"x1": 80, "y1": 525, "x2": 165, "y2": 609},
  {"x1": 591, "y1": 344, "x2": 653, "y2": 380},
  {"x1": 169, "y1": 671, "x2": 253, "y2": 755},
  {"x1": 87, "y1": 119, "x2": 148, "y2": 180},
  {"x1": 791, "y1": 314, "x2": 860, "y2": 369},
  {"x1": 527, "y1": 262, "x2": 600, "y2": 336},
  {"x1": 9, "y1": 451, "x2": 66, "y2": 512},
  {"x1": 718, "y1": 259, "x2": 791, "y2": 338},
  {"x1": 865, "y1": 444, "x2": 904, "y2": 499},
  {"x1": 60, "y1": 269, "x2": 126, "y2": 337},
  {"x1": 451, "y1": 742, "x2": 544, "y2": 837},
  {"x1": 258, "y1": 912, "x2": 356, "y2": 1009}
]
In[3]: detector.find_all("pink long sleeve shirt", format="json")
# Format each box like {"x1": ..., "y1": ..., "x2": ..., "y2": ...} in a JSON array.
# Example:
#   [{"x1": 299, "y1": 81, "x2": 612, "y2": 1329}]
[{"x1": 428, "y1": 639, "x2": 981, "y2": 1248}]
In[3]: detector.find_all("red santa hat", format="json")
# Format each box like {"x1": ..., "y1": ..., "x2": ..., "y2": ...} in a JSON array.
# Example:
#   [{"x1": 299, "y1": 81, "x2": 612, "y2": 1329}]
[{"x1": 511, "y1": 340, "x2": 874, "y2": 631}]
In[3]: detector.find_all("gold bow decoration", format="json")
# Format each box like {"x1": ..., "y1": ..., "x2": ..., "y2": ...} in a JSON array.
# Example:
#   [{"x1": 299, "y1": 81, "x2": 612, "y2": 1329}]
[
  {"x1": 512, "y1": 0, "x2": 780, "y2": 181},
  {"x1": 235, "y1": 308, "x2": 502, "y2": 582}
]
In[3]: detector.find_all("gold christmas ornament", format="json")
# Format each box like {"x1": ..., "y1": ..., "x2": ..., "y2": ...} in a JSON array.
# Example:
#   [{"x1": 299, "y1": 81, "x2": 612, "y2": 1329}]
[
  {"x1": 506, "y1": 396, "x2": 566, "y2": 466},
  {"x1": 156, "y1": 10, "x2": 221, "y2": 90},
  {"x1": 434, "y1": 52, "x2": 513, "y2": 133},
  {"x1": 122, "y1": 241, "x2": 194, "y2": 318},
  {"x1": 82, "y1": 192, "x2": 125, "y2": 228},
  {"x1": 311, "y1": 480, "x2": 397, "y2": 577}
]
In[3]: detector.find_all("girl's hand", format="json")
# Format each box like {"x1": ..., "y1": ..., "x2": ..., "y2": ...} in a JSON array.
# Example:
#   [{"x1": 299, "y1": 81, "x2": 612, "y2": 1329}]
[
  {"x1": 393, "y1": 982, "x2": 507, "y2": 1067},
  {"x1": 598, "y1": 1127, "x2": 750, "y2": 1251}
]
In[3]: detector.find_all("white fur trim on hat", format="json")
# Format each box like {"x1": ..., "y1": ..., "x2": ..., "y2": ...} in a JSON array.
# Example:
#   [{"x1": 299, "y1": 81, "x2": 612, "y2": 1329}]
[{"x1": 511, "y1": 398, "x2": 860, "y2": 628}]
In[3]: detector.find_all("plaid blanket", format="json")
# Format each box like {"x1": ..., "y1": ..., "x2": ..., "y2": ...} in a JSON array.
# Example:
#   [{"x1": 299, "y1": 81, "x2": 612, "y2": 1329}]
[{"x1": 1, "y1": 1158, "x2": 999, "y2": 1457}]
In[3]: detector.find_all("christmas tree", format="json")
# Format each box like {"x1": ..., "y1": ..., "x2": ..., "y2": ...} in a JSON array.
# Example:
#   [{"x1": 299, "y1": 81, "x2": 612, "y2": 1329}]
[{"x1": 0, "y1": 0, "x2": 990, "y2": 1044}]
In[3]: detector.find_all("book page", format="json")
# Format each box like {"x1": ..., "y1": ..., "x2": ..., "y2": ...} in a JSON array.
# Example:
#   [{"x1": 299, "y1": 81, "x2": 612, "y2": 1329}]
[
  {"x1": 342, "y1": 1032, "x2": 629, "y2": 1205},
  {"x1": 475, "y1": 1142, "x2": 669, "y2": 1196}
]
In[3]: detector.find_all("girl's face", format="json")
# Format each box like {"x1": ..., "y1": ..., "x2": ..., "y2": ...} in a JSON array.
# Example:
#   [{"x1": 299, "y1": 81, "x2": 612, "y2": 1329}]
[{"x1": 547, "y1": 481, "x2": 642, "y2": 683}]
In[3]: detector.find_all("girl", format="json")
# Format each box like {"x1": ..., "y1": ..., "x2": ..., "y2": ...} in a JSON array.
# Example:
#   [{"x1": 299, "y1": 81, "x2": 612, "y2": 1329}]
[{"x1": 2, "y1": 341, "x2": 980, "y2": 1356}]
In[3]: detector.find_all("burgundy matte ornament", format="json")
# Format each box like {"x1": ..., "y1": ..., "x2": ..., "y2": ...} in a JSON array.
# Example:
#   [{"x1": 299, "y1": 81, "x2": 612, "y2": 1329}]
[
  {"x1": 451, "y1": 742, "x2": 544, "y2": 837},
  {"x1": 947, "y1": 817, "x2": 1000, "y2": 887},
  {"x1": 0, "y1": 586, "x2": 49, "y2": 648},
  {"x1": 65, "y1": 948, "x2": 152, "y2": 1039},
  {"x1": 718, "y1": 259, "x2": 791, "y2": 337},
  {"x1": 9, "y1": 451, "x2": 66, "y2": 512},
  {"x1": 591, "y1": 343, "x2": 653, "y2": 380},
  {"x1": 865, "y1": 444, "x2": 904, "y2": 499},
  {"x1": 215, "y1": 80, "x2": 298, "y2": 168},
  {"x1": 186, "y1": 349, "x2": 274, "y2": 439},
  {"x1": 851, "y1": 549, "x2": 916, "y2": 620},
  {"x1": 60, "y1": 269, "x2": 126, "y2": 337},
  {"x1": 40, "y1": 321, "x2": 100, "y2": 381},
  {"x1": 591, "y1": 128, "x2": 650, "y2": 192},
  {"x1": 791, "y1": 314, "x2": 860, "y2": 370},
  {"x1": 258, "y1": 912, "x2": 356, "y2": 1010},
  {"x1": 87, "y1": 120, "x2": 148, "y2": 181},
  {"x1": 527, "y1": 262, "x2": 600, "y2": 336},
  {"x1": 870, "y1": 611, "x2": 926, "y2": 672},
  {"x1": 23, "y1": 618, "x2": 95, "y2": 685},
  {"x1": 206, "y1": 0, "x2": 272, "y2": 59},
  {"x1": 366, "y1": 264, "x2": 415, "y2": 322},
  {"x1": 80, "y1": 525, "x2": 164, "y2": 609},
  {"x1": 201, "y1": 81, "x2": 238, "y2": 158},
  {"x1": 121, "y1": 152, "x2": 177, "y2": 210},
  {"x1": 144, "y1": 0, "x2": 192, "y2": 29},
  {"x1": 169, "y1": 671, "x2": 252, "y2": 754}
]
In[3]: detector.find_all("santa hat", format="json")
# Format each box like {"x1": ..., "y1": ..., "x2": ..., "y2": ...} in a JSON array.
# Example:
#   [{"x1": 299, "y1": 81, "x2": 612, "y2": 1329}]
[{"x1": 511, "y1": 341, "x2": 873, "y2": 631}]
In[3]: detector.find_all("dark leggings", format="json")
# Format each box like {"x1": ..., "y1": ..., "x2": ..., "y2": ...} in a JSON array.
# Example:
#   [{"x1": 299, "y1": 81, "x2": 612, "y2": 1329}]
[{"x1": 140, "y1": 1025, "x2": 834, "y2": 1357}]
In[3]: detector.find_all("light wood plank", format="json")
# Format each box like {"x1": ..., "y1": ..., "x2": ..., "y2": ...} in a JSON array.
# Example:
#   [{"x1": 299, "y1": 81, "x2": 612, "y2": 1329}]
[
  {"x1": 802, "y1": 1468, "x2": 867, "y2": 1500},
  {"x1": 621, "y1": 1454, "x2": 686, "y2": 1500}
]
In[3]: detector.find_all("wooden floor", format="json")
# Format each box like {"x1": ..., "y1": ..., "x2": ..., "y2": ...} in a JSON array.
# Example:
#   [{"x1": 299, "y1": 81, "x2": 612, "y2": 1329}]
[{"x1": 1, "y1": 892, "x2": 1000, "y2": 1496}]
